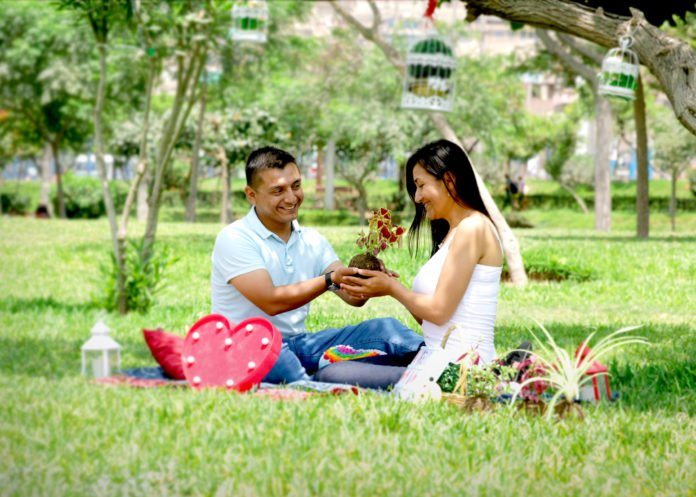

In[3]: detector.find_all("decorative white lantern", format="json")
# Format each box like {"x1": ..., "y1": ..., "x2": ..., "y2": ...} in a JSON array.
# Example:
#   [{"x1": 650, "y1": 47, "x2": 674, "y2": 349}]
[
  {"x1": 229, "y1": 0, "x2": 268, "y2": 44},
  {"x1": 401, "y1": 32, "x2": 457, "y2": 113},
  {"x1": 81, "y1": 319, "x2": 121, "y2": 379},
  {"x1": 598, "y1": 35, "x2": 639, "y2": 101}
]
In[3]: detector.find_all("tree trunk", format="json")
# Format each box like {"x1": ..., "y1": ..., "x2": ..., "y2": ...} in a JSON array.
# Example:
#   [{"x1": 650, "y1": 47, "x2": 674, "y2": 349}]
[
  {"x1": 187, "y1": 71, "x2": 208, "y2": 223},
  {"x1": 316, "y1": 148, "x2": 323, "y2": 187},
  {"x1": 398, "y1": 156, "x2": 407, "y2": 194},
  {"x1": 462, "y1": 1, "x2": 696, "y2": 138},
  {"x1": 94, "y1": 43, "x2": 126, "y2": 314},
  {"x1": 634, "y1": 74, "x2": 650, "y2": 238},
  {"x1": 122, "y1": 56, "x2": 156, "y2": 230},
  {"x1": 142, "y1": 46, "x2": 205, "y2": 263},
  {"x1": 594, "y1": 95, "x2": 612, "y2": 231},
  {"x1": 51, "y1": 141, "x2": 66, "y2": 218},
  {"x1": 670, "y1": 169, "x2": 677, "y2": 232},
  {"x1": 535, "y1": 30, "x2": 610, "y2": 230},
  {"x1": 218, "y1": 144, "x2": 231, "y2": 225},
  {"x1": 40, "y1": 142, "x2": 53, "y2": 217},
  {"x1": 137, "y1": 171, "x2": 149, "y2": 222},
  {"x1": 356, "y1": 182, "x2": 367, "y2": 226},
  {"x1": 559, "y1": 181, "x2": 589, "y2": 214},
  {"x1": 324, "y1": 140, "x2": 336, "y2": 211},
  {"x1": 315, "y1": 148, "x2": 324, "y2": 209}
]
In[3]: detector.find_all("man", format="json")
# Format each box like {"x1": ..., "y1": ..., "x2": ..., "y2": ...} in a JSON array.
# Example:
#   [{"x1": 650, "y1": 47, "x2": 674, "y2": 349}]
[
  {"x1": 211, "y1": 146, "x2": 424, "y2": 383},
  {"x1": 503, "y1": 174, "x2": 518, "y2": 210}
]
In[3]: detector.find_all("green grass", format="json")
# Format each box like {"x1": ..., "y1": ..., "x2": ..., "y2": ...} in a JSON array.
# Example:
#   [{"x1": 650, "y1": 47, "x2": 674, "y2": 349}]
[{"x1": 1, "y1": 213, "x2": 696, "y2": 496}]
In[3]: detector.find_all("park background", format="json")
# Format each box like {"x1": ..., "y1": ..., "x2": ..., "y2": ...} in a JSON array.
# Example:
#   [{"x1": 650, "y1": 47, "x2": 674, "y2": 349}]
[{"x1": 1, "y1": 1, "x2": 696, "y2": 496}]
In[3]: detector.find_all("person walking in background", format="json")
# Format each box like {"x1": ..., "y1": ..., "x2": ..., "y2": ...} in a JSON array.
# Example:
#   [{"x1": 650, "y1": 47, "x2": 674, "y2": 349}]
[
  {"x1": 517, "y1": 175, "x2": 527, "y2": 210},
  {"x1": 503, "y1": 173, "x2": 518, "y2": 210}
]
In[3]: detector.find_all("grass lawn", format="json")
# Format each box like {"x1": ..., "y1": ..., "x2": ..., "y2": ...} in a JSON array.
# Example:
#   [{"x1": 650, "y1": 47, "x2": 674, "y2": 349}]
[{"x1": 1, "y1": 210, "x2": 695, "y2": 496}]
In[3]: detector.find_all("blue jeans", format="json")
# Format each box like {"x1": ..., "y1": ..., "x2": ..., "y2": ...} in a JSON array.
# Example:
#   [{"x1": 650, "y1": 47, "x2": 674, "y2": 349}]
[{"x1": 262, "y1": 317, "x2": 424, "y2": 384}]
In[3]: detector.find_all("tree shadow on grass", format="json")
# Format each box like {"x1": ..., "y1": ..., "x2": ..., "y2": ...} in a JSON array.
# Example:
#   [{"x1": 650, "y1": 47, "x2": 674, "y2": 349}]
[
  {"x1": 0, "y1": 296, "x2": 98, "y2": 314},
  {"x1": 0, "y1": 334, "x2": 156, "y2": 379},
  {"x1": 495, "y1": 321, "x2": 696, "y2": 415}
]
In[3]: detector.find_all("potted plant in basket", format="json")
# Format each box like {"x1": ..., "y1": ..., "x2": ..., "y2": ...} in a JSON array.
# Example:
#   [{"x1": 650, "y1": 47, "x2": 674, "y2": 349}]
[
  {"x1": 440, "y1": 352, "x2": 517, "y2": 413},
  {"x1": 349, "y1": 208, "x2": 405, "y2": 272},
  {"x1": 513, "y1": 322, "x2": 648, "y2": 421}
]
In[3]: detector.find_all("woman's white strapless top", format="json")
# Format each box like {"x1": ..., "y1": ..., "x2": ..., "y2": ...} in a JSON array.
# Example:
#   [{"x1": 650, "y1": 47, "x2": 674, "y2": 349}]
[{"x1": 411, "y1": 223, "x2": 502, "y2": 364}]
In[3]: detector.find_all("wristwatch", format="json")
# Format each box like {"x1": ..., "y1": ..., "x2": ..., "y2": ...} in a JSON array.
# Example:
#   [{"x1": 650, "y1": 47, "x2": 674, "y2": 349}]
[{"x1": 325, "y1": 271, "x2": 340, "y2": 292}]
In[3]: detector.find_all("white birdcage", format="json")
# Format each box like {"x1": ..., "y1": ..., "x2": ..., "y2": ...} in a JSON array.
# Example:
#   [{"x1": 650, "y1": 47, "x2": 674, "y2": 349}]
[
  {"x1": 229, "y1": 0, "x2": 268, "y2": 44},
  {"x1": 598, "y1": 35, "x2": 639, "y2": 101},
  {"x1": 81, "y1": 319, "x2": 121, "y2": 379},
  {"x1": 401, "y1": 31, "x2": 457, "y2": 113}
]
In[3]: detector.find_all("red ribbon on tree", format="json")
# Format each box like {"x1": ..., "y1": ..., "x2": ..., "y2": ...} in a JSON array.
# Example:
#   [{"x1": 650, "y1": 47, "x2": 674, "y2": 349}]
[{"x1": 423, "y1": 0, "x2": 438, "y2": 19}]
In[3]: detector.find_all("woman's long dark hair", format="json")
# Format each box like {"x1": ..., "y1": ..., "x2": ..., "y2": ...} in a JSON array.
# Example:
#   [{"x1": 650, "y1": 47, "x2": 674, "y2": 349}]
[{"x1": 405, "y1": 139, "x2": 490, "y2": 257}]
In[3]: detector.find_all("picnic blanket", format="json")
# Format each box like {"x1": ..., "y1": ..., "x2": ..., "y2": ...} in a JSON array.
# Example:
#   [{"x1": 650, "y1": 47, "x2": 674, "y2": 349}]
[{"x1": 94, "y1": 367, "x2": 360, "y2": 401}]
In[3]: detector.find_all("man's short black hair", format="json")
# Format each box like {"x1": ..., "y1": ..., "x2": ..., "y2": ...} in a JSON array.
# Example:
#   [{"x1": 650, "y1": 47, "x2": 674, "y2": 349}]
[{"x1": 245, "y1": 146, "x2": 297, "y2": 187}]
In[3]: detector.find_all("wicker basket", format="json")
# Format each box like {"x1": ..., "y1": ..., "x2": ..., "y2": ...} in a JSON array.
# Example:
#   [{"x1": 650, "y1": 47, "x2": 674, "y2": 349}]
[{"x1": 443, "y1": 392, "x2": 496, "y2": 412}]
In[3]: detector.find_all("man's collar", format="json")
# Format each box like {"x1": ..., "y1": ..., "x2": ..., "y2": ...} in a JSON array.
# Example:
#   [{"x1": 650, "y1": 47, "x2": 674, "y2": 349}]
[{"x1": 246, "y1": 207, "x2": 302, "y2": 240}]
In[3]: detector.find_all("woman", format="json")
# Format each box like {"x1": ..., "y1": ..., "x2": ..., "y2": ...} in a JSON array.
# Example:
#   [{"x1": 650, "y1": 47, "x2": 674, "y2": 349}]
[{"x1": 342, "y1": 139, "x2": 503, "y2": 364}]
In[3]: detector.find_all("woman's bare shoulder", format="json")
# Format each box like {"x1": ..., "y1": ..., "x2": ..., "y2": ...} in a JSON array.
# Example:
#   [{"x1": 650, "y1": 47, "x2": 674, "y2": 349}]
[{"x1": 455, "y1": 213, "x2": 489, "y2": 234}]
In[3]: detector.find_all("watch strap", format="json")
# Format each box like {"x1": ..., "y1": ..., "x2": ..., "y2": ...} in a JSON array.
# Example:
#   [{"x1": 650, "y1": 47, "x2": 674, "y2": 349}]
[{"x1": 325, "y1": 271, "x2": 339, "y2": 291}]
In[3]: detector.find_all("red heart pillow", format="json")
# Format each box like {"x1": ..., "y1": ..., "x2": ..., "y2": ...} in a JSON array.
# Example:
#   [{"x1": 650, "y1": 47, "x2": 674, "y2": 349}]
[
  {"x1": 142, "y1": 328, "x2": 185, "y2": 380},
  {"x1": 182, "y1": 314, "x2": 281, "y2": 392}
]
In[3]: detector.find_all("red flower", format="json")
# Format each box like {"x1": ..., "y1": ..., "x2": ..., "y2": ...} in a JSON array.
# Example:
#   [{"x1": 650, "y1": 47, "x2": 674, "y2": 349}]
[
  {"x1": 395, "y1": 226, "x2": 404, "y2": 236},
  {"x1": 380, "y1": 208, "x2": 389, "y2": 216},
  {"x1": 377, "y1": 220, "x2": 384, "y2": 228},
  {"x1": 380, "y1": 226, "x2": 390, "y2": 239},
  {"x1": 389, "y1": 234, "x2": 397, "y2": 243}
]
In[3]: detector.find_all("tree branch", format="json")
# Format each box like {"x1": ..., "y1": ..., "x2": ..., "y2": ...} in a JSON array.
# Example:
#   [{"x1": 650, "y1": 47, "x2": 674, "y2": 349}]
[
  {"x1": 556, "y1": 32, "x2": 604, "y2": 66},
  {"x1": 463, "y1": 0, "x2": 696, "y2": 135},
  {"x1": 536, "y1": 29, "x2": 597, "y2": 88},
  {"x1": 367, "y1": 0, "x2": 381, "y2": 33},
  {"x1": 328, "y1": 0, "x2": 405, "y2": 74}
]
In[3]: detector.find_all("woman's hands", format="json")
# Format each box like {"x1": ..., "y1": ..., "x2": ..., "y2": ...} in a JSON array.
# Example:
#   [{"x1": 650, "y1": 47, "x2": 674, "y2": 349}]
[{"x1": 340, "y1": 269, "x2": 399, "y2": 299}]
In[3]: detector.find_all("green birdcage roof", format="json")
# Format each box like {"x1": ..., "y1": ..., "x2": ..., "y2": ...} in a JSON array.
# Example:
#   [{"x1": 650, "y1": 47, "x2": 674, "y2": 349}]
[{"x1": 410, "y1": 38, "x2": 453, "y2": 56}]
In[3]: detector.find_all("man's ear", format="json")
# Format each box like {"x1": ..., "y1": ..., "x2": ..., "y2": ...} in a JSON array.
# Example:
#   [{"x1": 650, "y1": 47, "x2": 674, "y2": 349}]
[{"x1": 244, "y1": 185, "x2": 256, "y2": 205}]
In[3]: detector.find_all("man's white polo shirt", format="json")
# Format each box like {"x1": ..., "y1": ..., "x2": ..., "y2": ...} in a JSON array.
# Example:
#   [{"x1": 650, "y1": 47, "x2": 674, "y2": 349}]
[{"x1": 211, "y1": 207, "x2": 338, "y2": 337}]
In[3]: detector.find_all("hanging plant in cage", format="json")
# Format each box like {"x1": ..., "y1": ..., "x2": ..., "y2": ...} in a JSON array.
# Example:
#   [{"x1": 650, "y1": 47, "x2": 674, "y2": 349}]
[{"x1": 349, "y1": 208, "x2": 405, "y2": 274}]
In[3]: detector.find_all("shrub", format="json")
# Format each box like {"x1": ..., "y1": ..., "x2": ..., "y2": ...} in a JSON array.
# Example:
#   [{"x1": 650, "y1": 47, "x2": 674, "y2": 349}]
[
  {"x1": 492, "y1": 192, "x2": 696, "y2": 212},
  {"x1": 504, "y1": 211, "x2": 534, "y2": 228},
  {"x1": 1, "y1": 191, "x2": 31, "y2": 215},
  {"x1": 51, "y1": 172, "x2": 128, "y2": 218},
  {"x1": 503, "y1": 248, "x2": 595, "y2": 282},
  {"x1": 95, "y1": 239, "x2": 179, "y2": 313}
]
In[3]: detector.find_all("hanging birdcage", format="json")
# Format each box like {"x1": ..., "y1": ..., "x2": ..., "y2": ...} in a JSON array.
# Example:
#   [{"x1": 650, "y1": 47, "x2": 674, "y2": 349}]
[
  {"x1": 598, "y1": 35, "x2": 639, "y2": 101},
  {"x1": 401, "y1": 32, "x2": 457, "y2": 113},
  {"x1": 229, "y1": 0, "x2": 268, "y2": 44}
]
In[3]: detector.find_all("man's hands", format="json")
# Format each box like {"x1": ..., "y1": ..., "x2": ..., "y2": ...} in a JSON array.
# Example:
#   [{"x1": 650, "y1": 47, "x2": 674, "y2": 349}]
[
  {"x1": 324, "y1": 259, "x2": 399, "y2": 306},
  {"x1": 329, "y1": 266, "x2": 360, "y2": 286}
]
